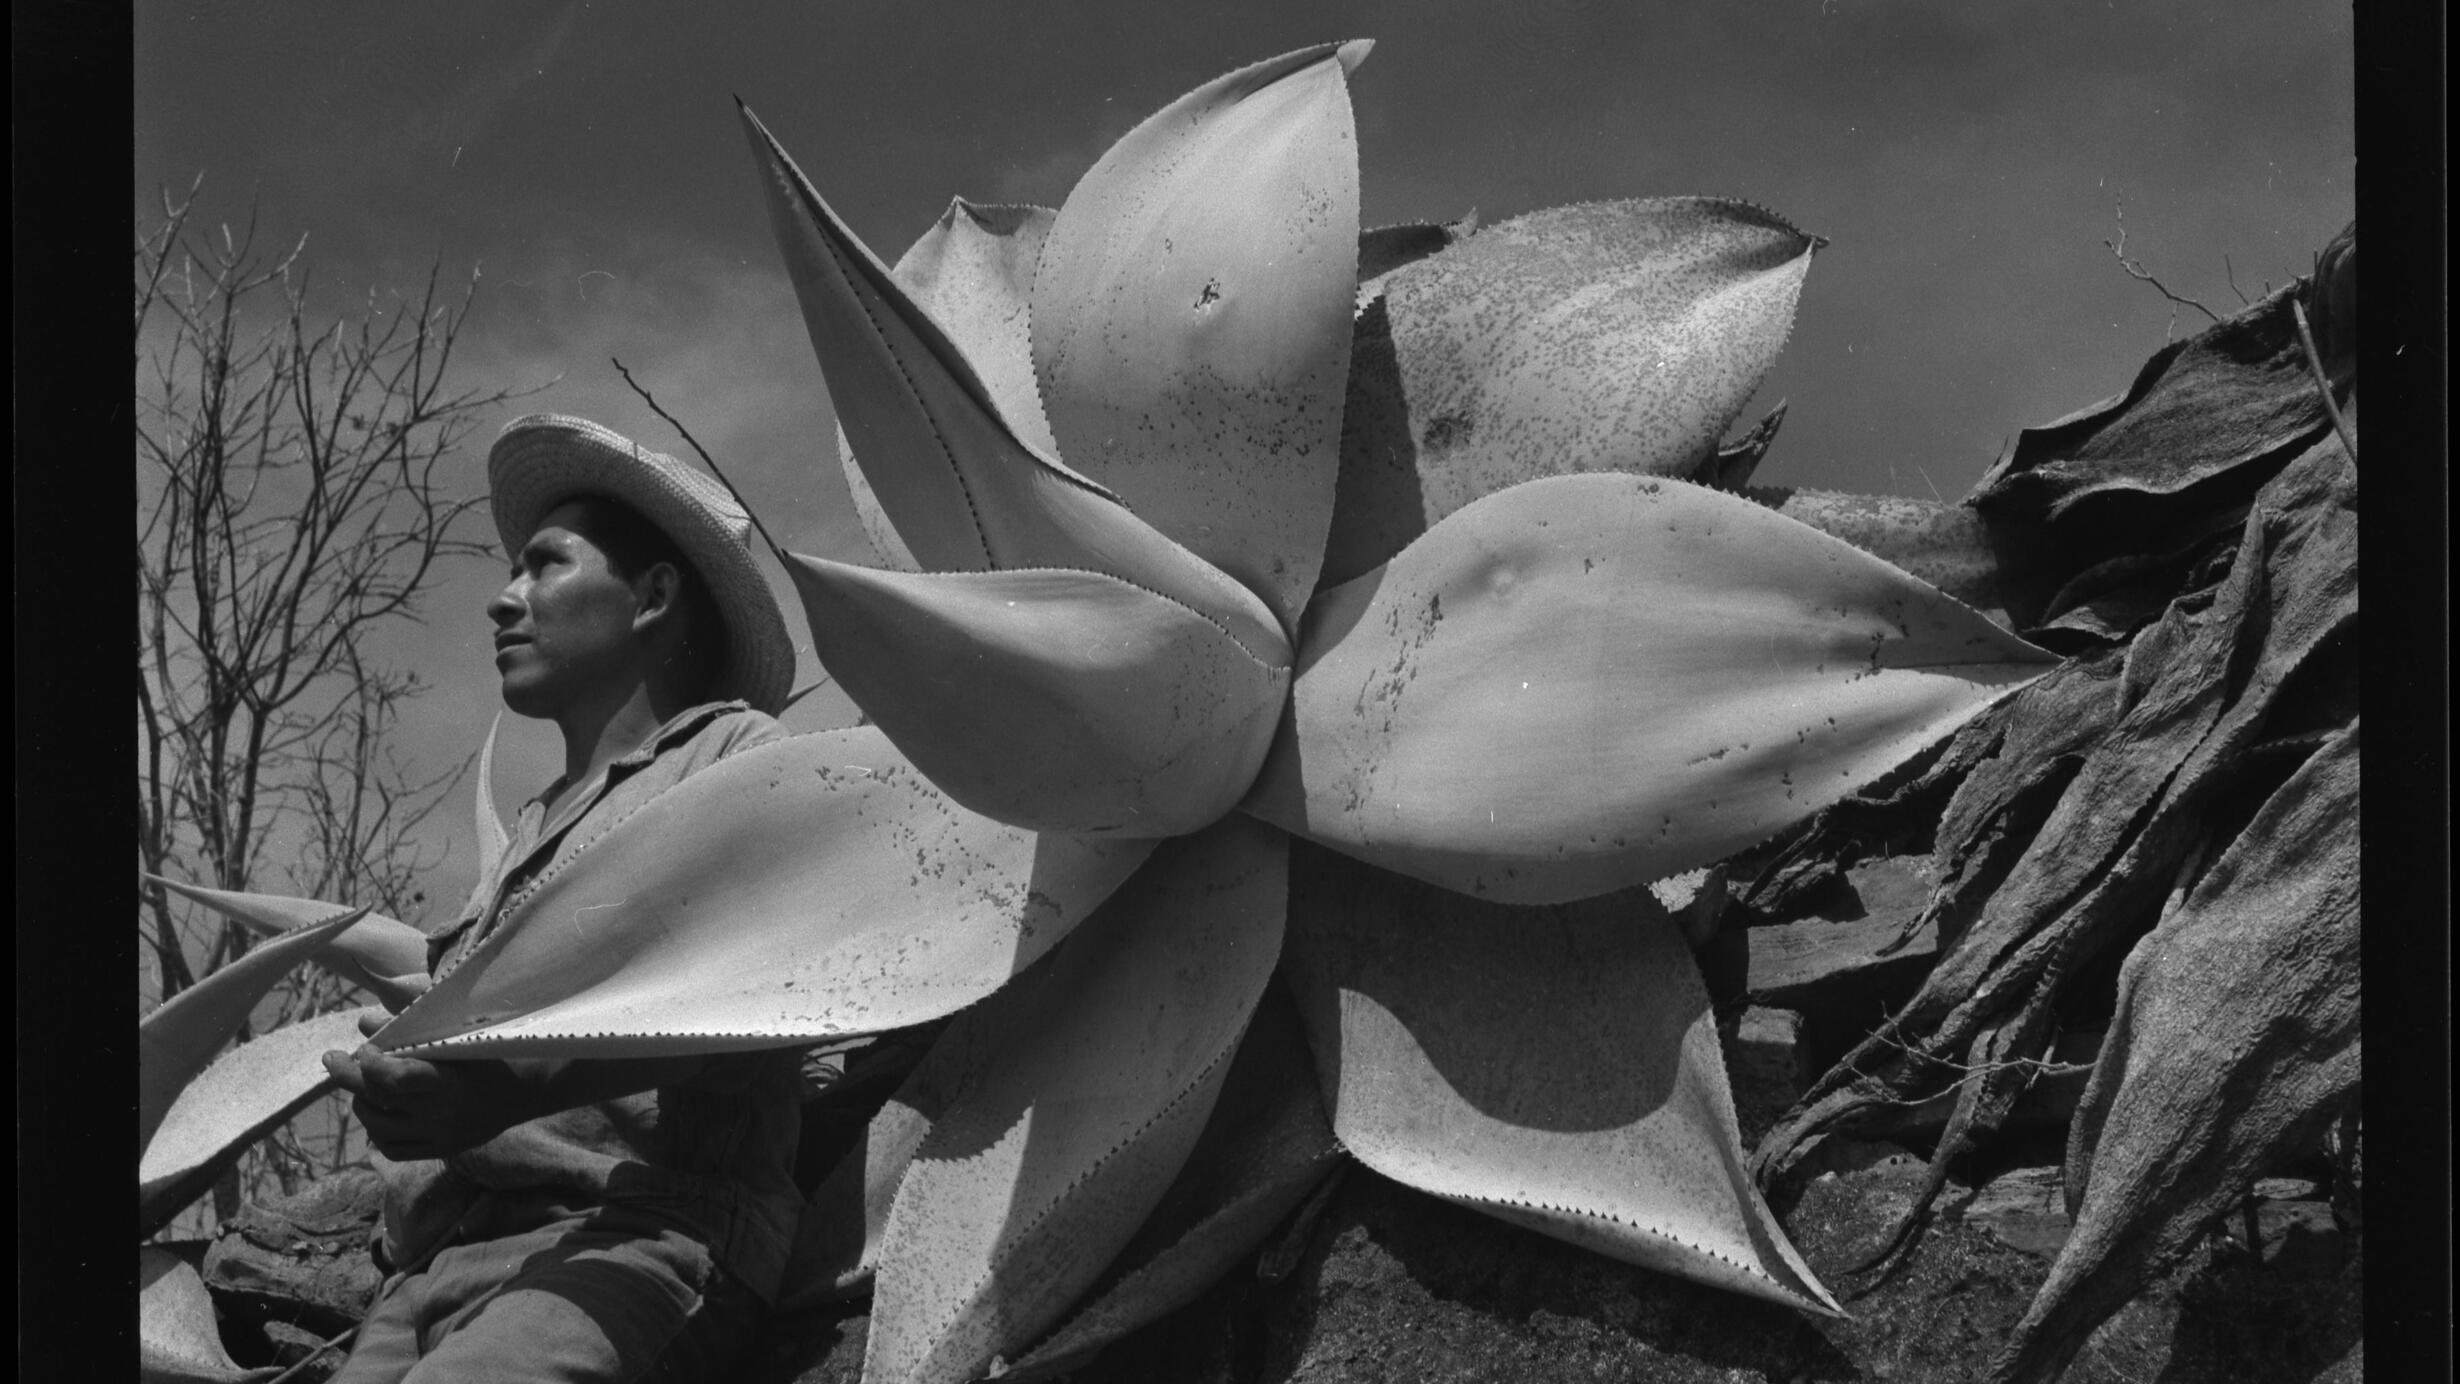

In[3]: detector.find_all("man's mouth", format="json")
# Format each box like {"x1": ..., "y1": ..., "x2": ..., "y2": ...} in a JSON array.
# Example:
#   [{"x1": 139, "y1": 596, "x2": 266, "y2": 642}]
[{"x1": 493, "y1": 633, "x2": 531, "y2": 653}]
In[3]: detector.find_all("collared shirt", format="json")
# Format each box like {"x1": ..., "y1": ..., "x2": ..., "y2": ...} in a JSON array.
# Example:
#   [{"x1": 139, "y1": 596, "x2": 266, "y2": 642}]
[{"x1": 377, "y1": 701, "x2": 806, "y2": 1303}]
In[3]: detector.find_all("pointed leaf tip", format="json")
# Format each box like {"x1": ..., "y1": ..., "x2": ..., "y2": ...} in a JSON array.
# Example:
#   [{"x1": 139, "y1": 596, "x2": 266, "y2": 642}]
[
  {"x1": 786, "y1": 557, "x2": 1288, "y2": 838},
  {"x1": 1251, "y1": 473, "x2": 2055, "y2": 903},
  {"x1": 372, "y1": 727, "x2": 1152, "y2": 1058},
  {"x1": 1032, "y1": 41, "x2": 1364, "y2": 632},
  {"x1": 1283, "y1": 847, "x2": 1840, "y2": 1315}
]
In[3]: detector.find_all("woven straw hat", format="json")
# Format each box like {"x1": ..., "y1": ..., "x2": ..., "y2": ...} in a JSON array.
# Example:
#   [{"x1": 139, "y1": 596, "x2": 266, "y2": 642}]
[{"x1": 488, "y1": 414, "x2": 795, "y2": 714}]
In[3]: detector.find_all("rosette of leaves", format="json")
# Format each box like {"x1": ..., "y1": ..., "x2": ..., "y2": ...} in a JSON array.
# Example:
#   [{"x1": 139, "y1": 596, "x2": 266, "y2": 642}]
[{"x1": 147, "y1": 44, "x2": 2061, "y2": 1384}]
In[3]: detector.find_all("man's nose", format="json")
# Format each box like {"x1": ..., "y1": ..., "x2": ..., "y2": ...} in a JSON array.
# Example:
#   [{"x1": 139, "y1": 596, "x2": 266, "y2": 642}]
[{"x1": 488, "y1": 583, "x2": 524, "y2": 626}]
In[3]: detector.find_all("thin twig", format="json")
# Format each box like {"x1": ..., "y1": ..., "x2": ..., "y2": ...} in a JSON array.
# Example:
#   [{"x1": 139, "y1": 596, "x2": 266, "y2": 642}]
[
  {"x1": 2290, "y1": 300, "x2": 2358, "y2": 467},
  {"x1": 610, "y1": 357, "x2": 789, "y2": 562},
  {"x1": 2105, "y1": 196, "x2": 2221, "y2": 338}
]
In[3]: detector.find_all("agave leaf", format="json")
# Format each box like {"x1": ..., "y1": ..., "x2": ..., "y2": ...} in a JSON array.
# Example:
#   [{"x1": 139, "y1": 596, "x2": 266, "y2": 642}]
[
  {"x1": 141, "y1": 1247, "x2": 279, "y2": 1382},
  {"x1": 1247, "y1": 473, "x2": 2056, "y2": 904},
  {"x1": 474, "y1": 711, "x2": 511, "y2": 887},
  {"x1": 139, "y1": 1008, "x2": 376, "y2": 1238},
  {"x1": 864, "y1": 817, "x2": 1287, "y2": 1384},
  {"x1": 369, "y1": 727, "x2": 1153, "y2": 1058},
  {"x1": 838, "y1": 200, "x2": 1060, "y2": 572},
  {"x1": 140, "y1": 904, "x2": 372, "y2": 1154},
  {"x1": 1322, "y1": 199, "x2": 1819, "y2": 586},
  {"x1": 1994, "y1": 722, "x2": 2359, "y2": 1384},
  {"x1": 1282, "y1": 842, "x2": 1840, "y2": 1315},
  {"x1": 742, "y1": 106, "x2": 1284, "y2": 663},
  {"x1": 143, "y1": 877, "x2": 429, "y2": 1012},
  {"x1": 1004, "y1": 984, "x2": 1342, "y2": 1379},
  {"x1": 778, "y1": 1057, "x2": 948, "y2": 1310},
  {"x1": 1355, "y1": 213, "x2": 1477, "y2": 311},
  {"x1": 1031, "y1": 42, "x2": 1367, "y2": 632},
  {"x1": 783, "y1": 558, "x2": 1288, "y2": 837}
]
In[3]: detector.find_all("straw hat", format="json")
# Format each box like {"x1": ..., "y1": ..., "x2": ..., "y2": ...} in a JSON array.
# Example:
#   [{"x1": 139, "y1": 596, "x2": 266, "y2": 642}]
[{"x1": 488, "y1": 414, "x2": 795, "y2": 714}]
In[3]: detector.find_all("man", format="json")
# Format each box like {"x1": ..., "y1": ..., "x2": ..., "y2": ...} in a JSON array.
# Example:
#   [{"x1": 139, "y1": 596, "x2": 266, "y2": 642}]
[{"x1": 322, "y1": 414, "x2": 805, "y2": 1383}]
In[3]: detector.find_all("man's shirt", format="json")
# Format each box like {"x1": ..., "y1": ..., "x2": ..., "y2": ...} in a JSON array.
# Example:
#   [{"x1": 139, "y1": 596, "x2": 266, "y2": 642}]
[{"x1": 378, "y1": 701, "x2": 806, "y2": 1302}]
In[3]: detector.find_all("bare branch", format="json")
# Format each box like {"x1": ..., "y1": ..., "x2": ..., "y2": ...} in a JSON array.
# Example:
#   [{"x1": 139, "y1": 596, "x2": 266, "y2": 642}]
[{"x1": 2104, "y1": 195, "x2": 2221, "y2": 340}]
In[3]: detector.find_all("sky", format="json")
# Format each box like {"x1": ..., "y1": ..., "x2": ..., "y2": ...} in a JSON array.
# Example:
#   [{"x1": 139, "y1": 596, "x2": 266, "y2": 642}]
[{"x1": 133, "y1": 0, "x2": 2355, "y2": 927}]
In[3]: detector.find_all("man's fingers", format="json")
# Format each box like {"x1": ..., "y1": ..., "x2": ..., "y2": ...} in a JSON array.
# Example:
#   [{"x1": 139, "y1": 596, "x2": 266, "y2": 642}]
[
  {"x1": 322, "y1": 1049, "x2": 366, "y2": 1094},
  {"x1": 358, "y1": 1009, "x2": 390, "y2": 1038}
]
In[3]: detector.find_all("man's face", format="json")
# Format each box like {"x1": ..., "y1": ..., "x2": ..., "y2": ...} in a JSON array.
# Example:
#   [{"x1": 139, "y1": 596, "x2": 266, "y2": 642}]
[{"x1": 489, "y1": 500, "x2": 648, "y2": 718}]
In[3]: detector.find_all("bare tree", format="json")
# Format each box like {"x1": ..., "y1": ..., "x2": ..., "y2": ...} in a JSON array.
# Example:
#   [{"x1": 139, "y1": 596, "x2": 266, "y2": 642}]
[{"x1": 135, "y1": 180, "x2": 521, "y2": 1219}]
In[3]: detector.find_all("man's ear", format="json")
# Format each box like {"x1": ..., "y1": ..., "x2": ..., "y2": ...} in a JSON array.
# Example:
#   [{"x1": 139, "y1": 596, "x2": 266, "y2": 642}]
[{"x1": 631, "y1": 562, "x2": 683, "y2": 634}]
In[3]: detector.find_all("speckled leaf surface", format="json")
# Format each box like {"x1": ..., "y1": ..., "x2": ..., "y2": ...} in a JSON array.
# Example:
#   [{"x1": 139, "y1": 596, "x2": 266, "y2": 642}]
[
  {"x1": 144, "y1": 877, "x2": 429, "y2": 1011},
  {"x1": 1031, "y1": 43, "x2": 1366, "y2": 633},
  {"x1": 140, "y1": 1008, "x2": 377, "y2": 1236},
  {"x1": 838, "y1": 200, "x2": 1060, "y2": 572},
  {"x1": 778, "y1": 1060, "x2": 945, "y2": 1311},
  {"x1": 784, "y1": 558, "x2": 1288, "y2": 837},
  {"x1": 1321, "y1": 199, "x2": 1817, "y2": 585},
  {"x1": 369, "y1": 728, "x2": 1153, "y2": 1058},
  {"x1": 1005, "y1": 984, "x2": 1342, "y2": 1379},
  {"x1": 142, "y1": 1248, "x2": 278, "y2": 1383},
  {"x1": 140, "y1": 904, "x2": 370, "y2": 1154},
  {"x1": 1281, "y1": 843, "x2": 1839, "y2": 1315},
  {"x1": 1245, "y1": 473, "x2": 2056, "y2": 903},
  {"x1": 864, "y1": 817, "x2": 1286, "y2": 1384}
]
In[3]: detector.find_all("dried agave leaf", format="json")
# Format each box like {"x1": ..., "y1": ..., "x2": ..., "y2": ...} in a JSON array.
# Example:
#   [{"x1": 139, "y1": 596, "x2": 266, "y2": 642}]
[
  {"x1": 140, "y1": 1008, "x2": 376, "y2": 1237},
  {"x1": 742, "y1": 105, "x2": 1283, "y2": 661},
  {"x1": 1321, "y1": 198, "x2": 1819, "y2": 585},
  {"x1": 370, "y1": 728, "x2": 1153, "y2": 1058},
  {"x1": 141, "y1": 1247, "x2": 278, "y2": 1383},
  {"x1": 1994, "y1": 721, "x2": 2359, "y2": 1384},
  {"x1": 864, "y1": 818, "x2": 1286, "y2": 1384},
  {"x1": 1246, "y1": 472, "x2": 2056, "y2": 903},
  {"x1": 1281, "y1": 843, "x2": 1840, "y2": 1315},
  {"x1": 1004, "y1": 984, "x2": 1342, "y2": 1379},
  {"x1": 143, "y1": 877, "x2": 429, "y2": 1011},
  {"x1": 140, "y1": 904, "x2": 371, "y2": 1154},
  {"x1": 838, "y1": 200, "x2": 1060, "y2": 573},
  {"x1": 782, "y1": 559, "x2": 1288, "y2": 837},
  {"x1": 1031, "y1": 41, "x2": 1367, "y2": 632},
  {"x1": 1970, "y1": 284, "x2": 2330, "y2": 524}
]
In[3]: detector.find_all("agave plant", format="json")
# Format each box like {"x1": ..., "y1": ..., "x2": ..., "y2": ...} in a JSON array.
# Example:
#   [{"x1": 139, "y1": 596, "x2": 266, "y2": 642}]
[{"x1": 141, "y1": 42, "x2": 2062, "y2": 1384}]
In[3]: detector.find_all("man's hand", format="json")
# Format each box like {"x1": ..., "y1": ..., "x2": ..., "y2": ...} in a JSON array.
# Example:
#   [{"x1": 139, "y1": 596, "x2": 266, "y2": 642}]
[
  {"x1": 322, "y1": 1010, "x2": 710, "y2": 1161},
  {"x1": 323, "y1": 1010, "x2": 536, "y2": 1160}
]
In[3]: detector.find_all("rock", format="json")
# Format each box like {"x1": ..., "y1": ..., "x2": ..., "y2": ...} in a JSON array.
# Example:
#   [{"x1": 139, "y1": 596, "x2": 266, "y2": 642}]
[
  {"x1": 1954, "y1": 1166, "x2": 2072, "y2": 1258},
  {"x1": 1721, "y1": 1006, "x2": 1813, "y2": 1145},
  {"x1": 202, "y1": 1167, "x2": 386, "y2": 1343}
]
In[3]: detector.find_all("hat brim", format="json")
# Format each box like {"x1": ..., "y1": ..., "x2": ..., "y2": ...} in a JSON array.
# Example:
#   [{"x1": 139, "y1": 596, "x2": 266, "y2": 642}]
[{"x1": 488, "y1": 414, "x2": 796, "y2": 715}]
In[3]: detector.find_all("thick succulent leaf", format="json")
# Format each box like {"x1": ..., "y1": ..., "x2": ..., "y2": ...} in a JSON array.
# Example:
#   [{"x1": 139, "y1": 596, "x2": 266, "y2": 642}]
[
  {"x1": 139, "y1": 905, "x2": 371, "y2": 1154},
  {"x1": 1281, "y1": 842, "x2": 1840, "y2": 1315},
  {"x1": 1005, "y1": 984, "x2": 1342, "y2": 1379},
  {"x1": 140, "y1": 1008, "x2": 376, "y2": 1238},
  {"x1": 1322, "y1": 199, "x2": 1818, "y2": 586},
  {"x1": 143, "y1": 877, "x2": 429, "y2": 1011},
  {"x1": 1031, "y1": 42, "x2": 1367, "y2": 632},
  {"x1": 1995, "y1": 722, "x2": 2359, "y2": 1384},
  {"x1": 779, "y1": 1058, "x2": 948, "y2": 1310},
  {"x1": 782, "y1": 558, "x2": 1287, "y2": 837},
  {"x1": 864, "y1": 818, "x2": 1287, "y2": 1384},
  {"x1": 1355, "y1": 214, "x2": 1477, "y2": 311},
  {"x1": 742, "y1": 106, "x2": 1285, "y2": 661},
  {"x1": 141, "y1": 1248, "x2": 279, "y2": 1383},
  {"x1": 838, "y1": 200, "x2": 1060, "y2": 572},
  {"x1": 369, "y1": 727, "x2": 1154, "y2": 1058},
  {"x1": 474, "y1": 711, "x2": 511, "y2": 887},
  {"x1": 1245, "y1": 473, "x2": 2057, "y2": 903}
]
